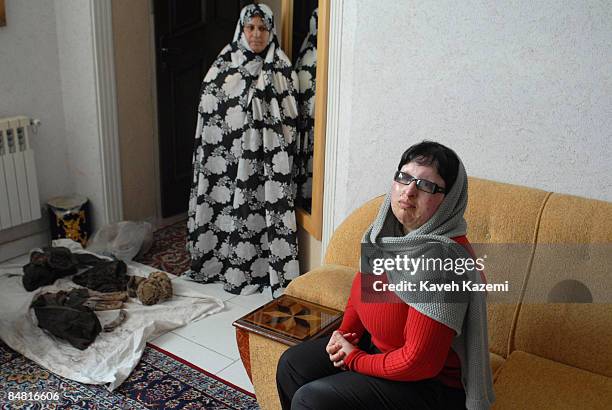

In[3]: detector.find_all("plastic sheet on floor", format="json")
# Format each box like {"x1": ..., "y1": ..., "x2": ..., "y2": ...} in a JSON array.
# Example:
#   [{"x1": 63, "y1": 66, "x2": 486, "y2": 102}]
[{"x1": 0, "y1": 241, "x2": 224, "y2": 390}]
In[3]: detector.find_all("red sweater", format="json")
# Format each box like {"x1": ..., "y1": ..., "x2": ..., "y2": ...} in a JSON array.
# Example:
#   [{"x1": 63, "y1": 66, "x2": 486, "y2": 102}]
[{"x1": 339, "y1": 236, "x2": 475, "y2": 389}]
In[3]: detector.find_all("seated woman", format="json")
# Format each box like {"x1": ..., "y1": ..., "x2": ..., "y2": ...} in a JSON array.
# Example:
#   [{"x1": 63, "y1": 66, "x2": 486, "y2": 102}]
[{"x1": 276, "y1": 141, "x2": 494, "y2": 409}]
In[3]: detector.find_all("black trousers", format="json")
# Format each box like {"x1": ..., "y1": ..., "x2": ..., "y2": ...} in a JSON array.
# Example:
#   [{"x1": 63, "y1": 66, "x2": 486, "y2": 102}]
[{"x1": 276, "y1": 334, "x2": 466, "y2": 410}]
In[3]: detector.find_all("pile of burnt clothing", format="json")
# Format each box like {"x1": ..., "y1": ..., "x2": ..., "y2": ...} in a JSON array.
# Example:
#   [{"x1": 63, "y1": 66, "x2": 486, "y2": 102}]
[
  {"x1": 31, "y1": 288, "x2": 128, "y2": 350},
  {"x1": 22, "y1": 247, "x2": 108, "y2": 292},
  {"x1": 22, "y1": 246, "x2": 173, "y2": 303}
]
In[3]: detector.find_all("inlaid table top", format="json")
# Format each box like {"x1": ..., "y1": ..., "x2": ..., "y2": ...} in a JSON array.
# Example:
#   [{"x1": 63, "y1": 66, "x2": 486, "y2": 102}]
[{"x1": 233, "y1": 294, "x2": 343, "y2": 346}]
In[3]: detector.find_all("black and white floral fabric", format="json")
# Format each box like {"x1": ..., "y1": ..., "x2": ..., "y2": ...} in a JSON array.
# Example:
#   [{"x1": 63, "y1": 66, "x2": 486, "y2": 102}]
[
  {"x1": 185, "y1": 4, "x2": 300, "y2": 295},
  {"x1": 294, "y1": 8, "x2": 318, "y2": 213}
]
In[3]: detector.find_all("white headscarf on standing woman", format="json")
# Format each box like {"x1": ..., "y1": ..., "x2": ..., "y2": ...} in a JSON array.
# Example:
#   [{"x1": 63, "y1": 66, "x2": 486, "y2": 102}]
[{"x1": 186, "y1": 4, "x2": 300, "y2": 295}]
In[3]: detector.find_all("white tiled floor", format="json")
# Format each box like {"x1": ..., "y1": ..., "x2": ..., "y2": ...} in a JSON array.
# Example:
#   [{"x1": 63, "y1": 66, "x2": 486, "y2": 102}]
[
  {"x1": 151, "y1": 285, "x2": 274, "y2": 393},
  {"x1": 0, "y1": 253, "x2": 273, "y2": 395}
]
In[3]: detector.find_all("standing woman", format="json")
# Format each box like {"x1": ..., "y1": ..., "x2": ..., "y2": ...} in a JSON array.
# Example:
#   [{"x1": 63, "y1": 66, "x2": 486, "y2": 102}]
[{"x1": 186, "y1": 4, "x2": 300, "y2": 295}]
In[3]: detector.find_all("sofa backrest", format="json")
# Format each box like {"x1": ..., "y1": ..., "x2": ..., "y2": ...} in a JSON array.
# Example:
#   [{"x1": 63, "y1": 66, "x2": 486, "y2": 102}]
[
  {"x1": 513, "y1": 193, "x2": 612, "y2": 377},
  {"x1": 324, "y1": 195, "x2": 384, "y2": 269},
  {"x1": 324, "y1": 177, "x2": 550, "y2": 264},
  {"x1": 463, "y1": 177, "x2": 549, "y2": 244}
]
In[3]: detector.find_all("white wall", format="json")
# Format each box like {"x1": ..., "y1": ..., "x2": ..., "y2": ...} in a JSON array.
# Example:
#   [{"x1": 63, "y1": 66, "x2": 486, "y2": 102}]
[
  {"x1": 0, "y1": 0, "x2": 109, "y2": 260},
  {"x1": 0, "y1": 0, "x2": 70, "y2": 208},
  {"x1": 0, "y1": 0, "x2": 70, "y2": 258},
  {"x1": 331, "y1": 0, "x2": 612, "y2": 228}
]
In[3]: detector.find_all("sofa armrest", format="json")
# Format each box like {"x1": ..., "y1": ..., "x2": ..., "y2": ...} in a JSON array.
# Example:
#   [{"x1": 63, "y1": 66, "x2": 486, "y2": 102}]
[
  {"x1": 285, "y1": 264, "x2": 356, "y2": 311},
  {"x1": 244, "y1": 265, "x2": 355, "y2": 410}
]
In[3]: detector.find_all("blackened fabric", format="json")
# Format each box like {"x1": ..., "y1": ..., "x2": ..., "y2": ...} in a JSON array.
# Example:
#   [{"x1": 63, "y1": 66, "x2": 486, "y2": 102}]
[
  {"x1": 44, "y1": 247, "x2": 77, "y2": 271},
  {"x1": 186, "y1": 4, "x2": 300, "y2": 294},
  {"x1": 294, "y1": 8, "x2": 318, "y2": 213},
  {"x1": 22, "y1": 263, "x2": 65, "y2": 292},
  {"x1": 73, "y1": 253, "x2": 109, "y2": 268},
  {"x1": 276, "y1": 336, "x2": 466, "y2": 410},
  {"x1": 22, "y1": 247, "x2": 109, "y2": 292},
  {"x1": 72, "y1": 260, "x2": 128, "y2": 293},
  {"x1": 31, "y1": 289, "x2": 101, "y2": 350},
  {"x1": 22, "y1": 247, "x2": 78, "y2": 292}
]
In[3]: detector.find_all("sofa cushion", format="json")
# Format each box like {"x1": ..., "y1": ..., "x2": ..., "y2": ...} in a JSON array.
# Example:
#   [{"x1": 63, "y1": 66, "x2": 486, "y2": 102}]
[
  {"x1": 515, "y1": 193, "x2": 612, "y2": 377},
  {"x1": 490, "y1": 352, "x2": 505, "y2": 377},
  {"x1": 285, "y1": 264, "x2": 356, "y2": 311},
  {"x1": 535, "y1": 193, "x2": 612, "y2": 243},
  {"x1": 464, "y1": 177, "x2": 549, "y2": 244},
  {"x1": 465, "y1": 178, "x2": 549, "y2": 359},
  {"x1": 492, "y1": 350, "x2": 612, "y2": 409}
]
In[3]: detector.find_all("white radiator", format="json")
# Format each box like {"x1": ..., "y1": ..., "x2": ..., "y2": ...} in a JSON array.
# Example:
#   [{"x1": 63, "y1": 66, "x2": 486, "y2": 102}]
[{"x1": 0, "y1": 116, "x2": 41, "y2": 229}]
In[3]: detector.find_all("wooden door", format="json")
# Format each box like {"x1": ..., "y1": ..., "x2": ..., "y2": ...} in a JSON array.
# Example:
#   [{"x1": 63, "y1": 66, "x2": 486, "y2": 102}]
[{"x1": 154, "y1": 0, "x2": 251, "y2": 217}]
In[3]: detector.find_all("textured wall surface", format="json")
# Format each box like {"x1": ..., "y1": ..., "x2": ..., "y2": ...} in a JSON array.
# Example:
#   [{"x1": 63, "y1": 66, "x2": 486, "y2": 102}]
[
  {"x1": 0, "y1": 0, "x2": 70, "y2": 205},
  {"x1": 0, "y1": 0, "x2": 69, "y2": 254},
  {"x1": 331, "y1": 0, "x2": 612, "y2": 229}
]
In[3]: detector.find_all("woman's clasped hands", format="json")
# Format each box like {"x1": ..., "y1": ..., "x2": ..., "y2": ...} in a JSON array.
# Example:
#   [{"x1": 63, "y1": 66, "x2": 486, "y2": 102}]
[{"x1": 326, "y1": 330, "x2": 359, "y2": 369}]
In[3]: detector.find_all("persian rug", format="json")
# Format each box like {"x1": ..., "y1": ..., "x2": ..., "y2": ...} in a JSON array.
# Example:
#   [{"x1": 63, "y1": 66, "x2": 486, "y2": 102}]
[
  {"x1": 0, "y1": 340, "x2": 258, "y2": 409},
  {"x1": 136, "y1": 220, "x2": 190, "y2": 276}
]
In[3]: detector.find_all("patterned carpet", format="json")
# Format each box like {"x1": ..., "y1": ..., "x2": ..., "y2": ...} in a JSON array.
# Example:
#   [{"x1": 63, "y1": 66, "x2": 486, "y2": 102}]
[
  {"x1": 1, "y1": 220, "x2": 260, "y2": 409},
  {"x1": 135, "y1": 219, "x2": 190, "y2": 276},
  {"x1": 0, "y1": 340, "x2": 258, "y2": 409}
]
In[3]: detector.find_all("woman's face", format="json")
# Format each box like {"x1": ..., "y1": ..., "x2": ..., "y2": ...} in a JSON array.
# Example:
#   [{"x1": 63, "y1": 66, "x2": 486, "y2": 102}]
[
  {"x1": 243, "y1": 15, "x2": 270, "y2": 53},
  {"x1": 391, "y1": 161, "x2": 446, "y2": 233}
]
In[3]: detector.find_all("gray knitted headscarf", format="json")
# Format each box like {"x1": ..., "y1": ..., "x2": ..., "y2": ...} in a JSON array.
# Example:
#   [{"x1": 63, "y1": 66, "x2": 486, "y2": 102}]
[{"x1": 361, "y1": 159, "x2": 495, "y2": 410}]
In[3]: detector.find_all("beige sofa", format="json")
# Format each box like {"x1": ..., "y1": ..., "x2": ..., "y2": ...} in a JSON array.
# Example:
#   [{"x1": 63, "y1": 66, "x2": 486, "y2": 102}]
[{"x1": 239, "y1": 177, "x2": 612, "y2": 409}]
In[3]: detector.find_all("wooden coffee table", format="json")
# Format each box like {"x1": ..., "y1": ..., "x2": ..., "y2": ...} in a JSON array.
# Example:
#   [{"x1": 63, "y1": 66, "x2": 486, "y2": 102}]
[{"x1": 233, "y1": 294, "x2": 343, "y2": 380}]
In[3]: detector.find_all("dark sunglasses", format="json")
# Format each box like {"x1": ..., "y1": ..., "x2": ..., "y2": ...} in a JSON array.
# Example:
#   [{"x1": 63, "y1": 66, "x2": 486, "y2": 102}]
[{"x1": 393, "y1": 171, "x2": 446, "y2": 194}]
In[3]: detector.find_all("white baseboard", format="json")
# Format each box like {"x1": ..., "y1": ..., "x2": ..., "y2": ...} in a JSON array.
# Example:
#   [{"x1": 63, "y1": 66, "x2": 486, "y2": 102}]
[{"x1": 0, "y1": 230, "x2": 50, "y2": 262}]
